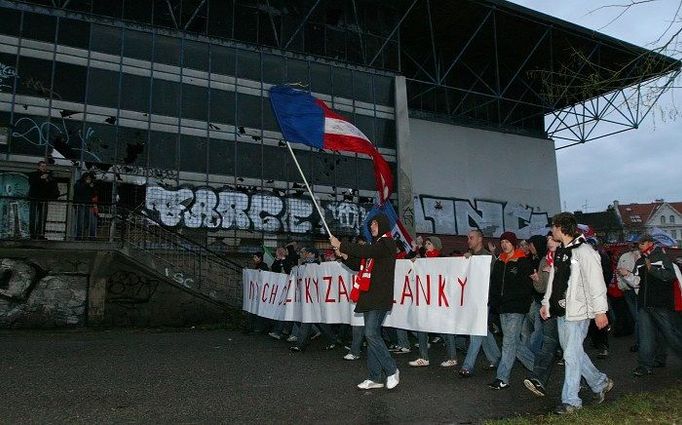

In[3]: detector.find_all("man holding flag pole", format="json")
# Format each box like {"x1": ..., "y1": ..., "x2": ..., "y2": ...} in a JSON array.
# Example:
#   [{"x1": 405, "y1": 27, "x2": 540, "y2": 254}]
[{"x1": 269, "y1": 84, "x2": 402, "y2": 389}]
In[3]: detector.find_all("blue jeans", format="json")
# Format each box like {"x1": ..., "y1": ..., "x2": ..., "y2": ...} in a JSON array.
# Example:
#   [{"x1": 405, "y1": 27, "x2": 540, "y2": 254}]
[
  {"x1": 497, "y1": 313, "x2": 535, "y2": 383},
  {"x1": 364, "y1": 310, "x2": 397, "y2": 382},
  {"x1": 529, "y1": 316, "x2": 558, "y2": 387},
  {"x1": 415, "y1": 332, "x2": 457, "y2": 361},
  {"x1": 624, "y1": 290, "x2": 638, "y2": 342},
  {"x1": 557, "y1": 317, "x2": 609, "y2": 407},
  {"x1": 526, "y1": 301, "x2": 544, "y2": 355},
  {"x1": 388, "y1": 328, "x2": 411, "y2": 348},
  {"x1": 638, "y1": 307, "x2": 682, "y2": 370},
  {"x1": 350, "y1": 325, "x2": 365, "y2": 356},
  {"x1": 462, "y1": 331, "x2": 500, "y2": 372},
  {"x1": 296, "y1": 323, "x2": 337, "y2": 348}
]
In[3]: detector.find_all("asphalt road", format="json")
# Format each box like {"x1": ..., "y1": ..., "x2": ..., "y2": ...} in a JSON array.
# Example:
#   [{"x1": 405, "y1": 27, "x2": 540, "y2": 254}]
[{"x1": 1, "y1": 328, "x2": 680, "y2": 424}]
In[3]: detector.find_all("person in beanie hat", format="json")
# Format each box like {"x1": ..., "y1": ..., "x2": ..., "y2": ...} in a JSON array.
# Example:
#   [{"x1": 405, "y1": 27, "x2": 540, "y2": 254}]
[
  {"x1": 330, "y1": 214, "x2": 400, "y2": 390},
  {"x1": 487, "y1": 231, "x2": 535, "y2": 390}
]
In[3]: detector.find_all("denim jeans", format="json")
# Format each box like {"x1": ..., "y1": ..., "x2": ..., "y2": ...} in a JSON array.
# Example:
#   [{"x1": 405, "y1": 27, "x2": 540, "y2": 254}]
[
  {"x1": 394, "y1": 329, "x2": 411, "y2": 348},
  {"x1": 529, "y1": 316, "x2": 558, "y2": 387},
  {"x1": 350, "y1": 325, "x2": 365, "y2": 356},
  {"x1": 364, "y1": 310, "x2": 397, "y2": 382},
  {"x1": 638, "y1": 307, "x2": 682, "y2": 370},
  {"x1": 557, "y1": 317, "x2": 609, "y2": 407},
  {"x1": 497, "y1": 313, "x2": 535, "y2": 383},
  {"x1": 296, "y1": 323, "x2": 337, "y2": 348},
  {"x1": 525, "y1": 301, "x2": 544, "y2": 355},
  {"x1": 415, "y1": 332, "x2": 457, "y2": 361},
  {"x1": 462, "y1": 331, "x2": 500, "y2": 372}
]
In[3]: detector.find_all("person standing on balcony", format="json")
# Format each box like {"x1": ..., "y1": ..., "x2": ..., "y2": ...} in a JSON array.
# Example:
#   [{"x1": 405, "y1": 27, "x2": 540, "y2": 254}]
[
  {"x1": 27, "y1": 160, "x2": 59, "y2": 239},
  {"x1": 73, "y1": 172, "x2": 97, "y2": 240}
]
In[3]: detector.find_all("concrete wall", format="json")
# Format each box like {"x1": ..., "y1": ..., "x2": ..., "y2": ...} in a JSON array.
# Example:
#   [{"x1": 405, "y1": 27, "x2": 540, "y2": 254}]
[
  {"x1": 0, "y1": 245, "x2": 230, "y2": 328},
  {"x1": 408, "y1": 119, "x2": 561, "y2": 238}
]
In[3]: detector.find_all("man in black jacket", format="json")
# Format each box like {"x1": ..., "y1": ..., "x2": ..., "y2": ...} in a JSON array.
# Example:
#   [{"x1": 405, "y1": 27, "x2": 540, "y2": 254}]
[
  {"x1": 330, "y1": 213, "x2": 399, "y2": 390},
  {"x1": 631, "y1": 234, "x2": 682, "y2": 376},
  {"x1": 27, "y1": 160, "x2": 59, "y2": 239}
]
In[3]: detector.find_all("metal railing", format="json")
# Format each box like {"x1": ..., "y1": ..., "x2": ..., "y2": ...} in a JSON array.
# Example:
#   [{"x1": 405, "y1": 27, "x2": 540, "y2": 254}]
[{"x1": 0, "y1": 196, "x2": 243, "y2": 308}]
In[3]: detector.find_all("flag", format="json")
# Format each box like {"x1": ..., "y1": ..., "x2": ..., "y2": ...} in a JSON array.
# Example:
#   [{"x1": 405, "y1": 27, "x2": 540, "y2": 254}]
[
  {"x1": 262, "y1": 245, "x2": 276, "y2": 268},
  {"x1": 362, "y1": 202, "x2": 414, "y2": 253},
  {"x1": 650, "y1": 227, "x2": 677, "y2": 248},
  {"x1": 269, "y1": 85, "x2": 394, "y2": 203}
]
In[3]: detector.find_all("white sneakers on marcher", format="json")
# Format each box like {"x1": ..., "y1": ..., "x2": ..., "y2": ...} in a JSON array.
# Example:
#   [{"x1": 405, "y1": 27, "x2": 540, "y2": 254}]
[
  {"x1": 440, "y1": 359, "x2": 458, "y2": 367},
  {"x1": 343, "y1": 353, "x2": 360, "y2": 361},
  {"x1": 386, "y1": 369, "x2": 400, "y2": 390},
  {"x1": 357, "y1": 380, "x2": 384, "y2": 390},
  {"x1": 408, "y1": 358, "x2": 430, "y2": 367}
]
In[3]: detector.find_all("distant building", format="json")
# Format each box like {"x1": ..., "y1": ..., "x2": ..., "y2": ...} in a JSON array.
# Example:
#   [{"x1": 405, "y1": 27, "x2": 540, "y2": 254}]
[
  {"x1": 574, "y1": 206, "x2": 624, "y2": 243},
  {"x1": 613, "y1": 200, "x2": 682, "y2": 246}
]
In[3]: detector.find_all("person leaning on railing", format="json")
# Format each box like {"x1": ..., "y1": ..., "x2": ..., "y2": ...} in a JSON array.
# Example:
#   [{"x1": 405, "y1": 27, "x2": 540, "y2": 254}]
[{"x1": 27, "y1": 160, "x2": 59, "y2": 239}]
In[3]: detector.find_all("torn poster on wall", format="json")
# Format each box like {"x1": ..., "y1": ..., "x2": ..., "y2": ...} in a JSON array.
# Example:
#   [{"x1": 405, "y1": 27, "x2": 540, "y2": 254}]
[
  {"x1": 414, "y1": 195, "x2": 551, "y2": 239},
  {"x1": 144, "y1": 186, "x2": 372, "y2": 235}
]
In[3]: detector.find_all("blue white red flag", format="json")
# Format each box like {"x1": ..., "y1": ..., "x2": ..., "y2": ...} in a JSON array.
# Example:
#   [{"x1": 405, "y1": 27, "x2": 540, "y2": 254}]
[
  {"x1": 269, "y1": 85, "x2": 394, "y2": 203},
  {"x1": 362, "y1": 202, "x2": 414, "y2": 254}
]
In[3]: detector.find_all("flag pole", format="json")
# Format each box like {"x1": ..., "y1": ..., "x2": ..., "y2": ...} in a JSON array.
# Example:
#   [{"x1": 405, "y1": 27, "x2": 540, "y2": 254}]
[{"x1": 284, "y1": 141, "x2": 333, "y2": 236}]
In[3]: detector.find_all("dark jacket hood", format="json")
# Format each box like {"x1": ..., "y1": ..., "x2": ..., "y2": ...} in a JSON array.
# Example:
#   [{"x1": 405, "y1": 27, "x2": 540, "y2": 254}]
[
  {"x1": 370, "y1": 214, "x2": 392, "y2": 240},
  {"x1": 529, "y1": 235, "x2": 548, "y2": 257}
]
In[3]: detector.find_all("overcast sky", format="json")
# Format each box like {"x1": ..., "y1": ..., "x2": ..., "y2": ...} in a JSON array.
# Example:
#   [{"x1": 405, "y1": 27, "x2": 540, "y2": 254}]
[{"x1": 509, "y1": 0, "x2": 682, "y2": 212}]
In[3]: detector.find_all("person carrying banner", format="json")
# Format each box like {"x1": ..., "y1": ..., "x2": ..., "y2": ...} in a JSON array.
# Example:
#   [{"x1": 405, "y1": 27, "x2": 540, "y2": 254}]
[
  {"x1": 459, "y1": 229, "x2": 501, "y2": 378},
  {"x1": 329, "y1": 213, "x2": 399, "y2": 390},
  {"x1": 541, "y1": 212, "x2": 613, "y2": 415}
]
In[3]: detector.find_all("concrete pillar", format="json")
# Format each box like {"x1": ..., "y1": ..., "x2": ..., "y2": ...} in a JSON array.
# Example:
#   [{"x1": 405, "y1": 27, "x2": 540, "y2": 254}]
[{"x1": 394, "y1": 76, "x2": 415, "y2": 237}]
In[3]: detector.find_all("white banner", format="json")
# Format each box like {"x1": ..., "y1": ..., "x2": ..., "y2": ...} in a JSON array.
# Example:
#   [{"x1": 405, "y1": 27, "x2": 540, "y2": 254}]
[{"x1": 242, "y1": 256, "x2": 492, "y2": 335}]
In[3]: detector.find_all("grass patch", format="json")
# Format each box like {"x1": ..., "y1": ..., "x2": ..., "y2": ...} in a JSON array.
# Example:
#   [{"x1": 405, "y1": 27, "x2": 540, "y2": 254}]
[{"x1": 487, "y1": 387, "x2": 682, "y2": 425}]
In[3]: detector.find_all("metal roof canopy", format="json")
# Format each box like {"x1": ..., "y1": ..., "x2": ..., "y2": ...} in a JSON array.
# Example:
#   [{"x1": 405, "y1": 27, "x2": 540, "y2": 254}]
[
  {"x1": 395, "y1": 0, "x2": 680, "y2": 146},
  {"x1": 9, "y1": 0, "x2": 681, "y2": 147}
]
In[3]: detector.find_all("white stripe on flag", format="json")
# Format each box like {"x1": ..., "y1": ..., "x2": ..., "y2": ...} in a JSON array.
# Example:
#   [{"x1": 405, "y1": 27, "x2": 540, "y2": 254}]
[{"x1": 324, "y1": 117, "x2": 370, "y2": 142}]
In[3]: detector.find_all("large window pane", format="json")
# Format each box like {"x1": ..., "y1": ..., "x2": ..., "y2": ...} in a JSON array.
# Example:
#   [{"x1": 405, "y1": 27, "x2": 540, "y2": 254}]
[
  {"x1": 332, "y1": 67, "x2": 353, "y2": 98},
  {"x1": 182, "y1": 83, "x2": 209, "y2": 121},
  {"x1": 123, "y1": 30, "x2": 153, "y2": 62},
  {"x1": 236, "y1": 141, "x2": 261, "y2": 180},
  {"x1": 151, "y1": 78, "x2": 180, "y2": 116},
  {"x1": 236, "y1": 92, "x2": 261, "y2": 129},
  {"x1": 261, "y1": 144, "x2": 287, "y2": 181},
  {"x1": 53, "y1": 62, "x2": 87, "y2": 103},
  {"x1": 87, "y1": 68, "x2": 120, "y2": 108},
  {"x1": 0, "y1": 52, "x2": 18, "y2": 95},
  {"x1": 22, "y1": 12, "x2": 56, "y2": 43},
  {"x1": 83, "y1": 122, "x2": 117, "y2": 165},
  {"x1": 236, "y1": 50, "x2": 260, "y2": 81},
  {"x1": 208, "y1": 138, "x2": 235, "y2": 176},
  {"x1": 286, "y1": 58, "x2": 309, "y2": 87},
  {"x1": 57, "y1": 18, "x2": 90, "y2": 49},
  {"x1": 120, "y1": 73, "x2": 150, "y2": 112},
  {"x1": 154, "y1": 35, "x2": 181, "y2": 67},
  {"x1": 15, "y1": 56, "x2": 54, "y2": 99},
  {"x1": 353, "y1": 71, "x2": 374, "y2": 103},
  {"x1": 90, "y1": 25, "x2": 122, "y2": 55},
  {"x1": 209, "y1": 88, "x2": 235, "y2": 124},
  {"x1": 118, "y1": 126, "x2": 148, "y2": 166},
  {"x1": 184, "y1": 39, "x2": 209, "y2": 71},
  {"x1": 262, "y1": 54, "x2": 285, "y2": 85},
  {"x1": 0, "y1": 8, "x2": 21, "y2": 36},
  {"x1": 210, "y1": 45, "x2": 235, "y2": 77},
  {"x1": 374, "y1": 75, "x2": 394, "y2": 106},
  {"x1": 179, "y1": 134, "x2": 207, "y2": 173},
  {"x1": 149, "y1": 130, "x2": 177, "y2": 170},
  {"x1": 310, "y1": 62, "x2": 331, "y2": 94},
  {"x1": 374, "y1": 117, "x2": 396, "y2": 149}
]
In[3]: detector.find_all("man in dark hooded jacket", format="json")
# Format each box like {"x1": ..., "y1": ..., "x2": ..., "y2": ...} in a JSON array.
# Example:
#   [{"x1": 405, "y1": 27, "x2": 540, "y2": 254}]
[{"x1": 330, "y1": 214, "x2": 399, "y2": 390}]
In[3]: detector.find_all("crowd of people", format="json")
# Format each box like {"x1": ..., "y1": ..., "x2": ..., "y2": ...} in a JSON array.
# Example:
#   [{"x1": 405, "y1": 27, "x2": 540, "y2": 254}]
[{"x1": 245, "y1": 211, "x2": 682, "y2": 415}]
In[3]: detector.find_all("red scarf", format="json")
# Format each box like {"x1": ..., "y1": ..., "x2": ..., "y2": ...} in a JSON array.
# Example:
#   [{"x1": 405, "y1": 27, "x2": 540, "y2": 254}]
[
  {"x1": 350, "y1": 232, "x2": 390, "y2": 302},
  {"x1": 641, "y1": 244, "x2": 655, "y2": 257},
  {"x1": 425, "y1": 249, "x2": 441, "y2": 258},
  {"x1": 545, "y1": 251, "x2": 554, "y2": 268}
]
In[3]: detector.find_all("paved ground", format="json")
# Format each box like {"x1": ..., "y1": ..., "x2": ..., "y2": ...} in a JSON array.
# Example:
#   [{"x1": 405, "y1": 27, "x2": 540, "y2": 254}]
[{"x1": 1, "y1": 328, "x2": 680, "y2": 424}]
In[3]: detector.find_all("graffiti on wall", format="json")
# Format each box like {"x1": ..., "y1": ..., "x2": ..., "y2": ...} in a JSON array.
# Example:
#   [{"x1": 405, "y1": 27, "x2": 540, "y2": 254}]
[
  {"x1": 145, "y1": 186, "x2": 371, "y2": 234},
  {"x1": 0, "y1": 63, "x2": 17, "y2": 92},
  {"x1": 414, "y1": 195, "x2": 550, "y2": 239},
  {"x1": 0, "y1": 258, "x2": 87, "y2": 327},
  {"x1": 107, "y1": 270, "x2": 159, "y2": 306},
  {"x1": 0, "y1": 173, "x2": 30, "y2": 239},
  {"x1": 11, "y1": 116, "x2": 103, "y2": 162}
]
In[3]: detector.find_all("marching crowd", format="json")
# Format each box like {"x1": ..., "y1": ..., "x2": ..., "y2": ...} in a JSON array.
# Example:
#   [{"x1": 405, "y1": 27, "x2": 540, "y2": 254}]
[{"x1": 245, "y1": 211, "x2": 682, "y2": 415}]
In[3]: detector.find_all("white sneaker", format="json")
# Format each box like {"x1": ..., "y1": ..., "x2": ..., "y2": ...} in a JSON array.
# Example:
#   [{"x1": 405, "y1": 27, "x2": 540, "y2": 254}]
[
  {"x1": 344, "y1": 353, "x2": 360, "y2": 361},
  {"x1": 357, "y1": 379, "x2": 384, "y2": 390},
  {"x1": 386, "y1": 369, "x2": 400, "y2": 390},
  {"x1": 268, "y1": 332, "x2": 282, "y2": 340},
  {"x1": 286, "y1": 335, "x2": 298, "y2": 342},
  {"x1": 396, "y1": 347, "x2": 411, "y2": 354},
  {"x1": 440, "y1": 359, "x2": 458, "y2": 367},
  {"x1": 409, "y1": 358, "x2": 430, "y2": 367}
]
